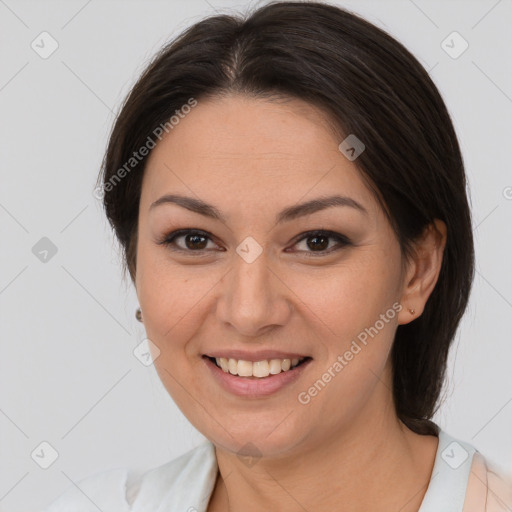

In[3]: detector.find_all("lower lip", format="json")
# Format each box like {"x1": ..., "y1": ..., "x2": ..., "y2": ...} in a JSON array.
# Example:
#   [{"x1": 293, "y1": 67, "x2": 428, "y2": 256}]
[{"x1": 203, "y1": 356, "x2": 312, "y2": 398}]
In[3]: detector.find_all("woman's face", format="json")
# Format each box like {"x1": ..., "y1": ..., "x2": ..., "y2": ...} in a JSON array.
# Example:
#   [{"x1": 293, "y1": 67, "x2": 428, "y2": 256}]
[{"x1": 136, "y1": 94, "x2": 413, "y2": 457}]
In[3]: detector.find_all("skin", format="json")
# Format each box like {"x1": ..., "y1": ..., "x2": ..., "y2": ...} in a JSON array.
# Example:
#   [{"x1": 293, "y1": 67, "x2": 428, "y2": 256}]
[{"x1": 135, "y1": 94, "x2": 447, "y2": 512}]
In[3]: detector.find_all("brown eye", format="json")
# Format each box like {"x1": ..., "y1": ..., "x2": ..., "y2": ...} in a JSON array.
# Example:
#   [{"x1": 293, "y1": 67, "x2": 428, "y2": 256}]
[
  {"x1": 182, "y1": 233, "x2": 208, "y2": 250},
  {"x1": 158, "y1": 229, "x2": 219, "y2": 254},
  {"x1": 290, "y1": 230, "x2": 351, "y2": 257},
  {"x1": 158, "y1": 228, "x2": 350, "y2": 257},
  {"x1": 305, "y1": 234, "x2": 330, "y2": 251}
]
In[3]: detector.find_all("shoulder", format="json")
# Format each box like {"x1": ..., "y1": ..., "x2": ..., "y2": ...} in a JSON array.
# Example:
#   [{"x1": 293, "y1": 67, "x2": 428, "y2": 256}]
[
  {"x1": 463, "y1": 452, "x2": 512, "y2": 512},
  {"x1": 40, "y1": 440, "x2": 217, "y2": 512},
  {"x1": 420, "y1": 428, "x2": 511, "y2": 512}
]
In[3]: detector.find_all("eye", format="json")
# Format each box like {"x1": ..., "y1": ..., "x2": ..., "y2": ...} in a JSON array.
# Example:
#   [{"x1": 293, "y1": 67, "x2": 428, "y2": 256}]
[
  {"x1": 157, "y1": 229, "x2": 220, "y2": 255},
  {"x1": 288, "y1": 230, "x2": 351, "y2": 257},
  {"x1": 158, "y1": 228, "x2": 350, "y2": 257}
]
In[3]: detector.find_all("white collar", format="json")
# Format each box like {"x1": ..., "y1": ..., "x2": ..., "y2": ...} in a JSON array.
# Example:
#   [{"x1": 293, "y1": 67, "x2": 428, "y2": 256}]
[{"x1": 129, "y1": 428, "x2": 476, "y2": 512}]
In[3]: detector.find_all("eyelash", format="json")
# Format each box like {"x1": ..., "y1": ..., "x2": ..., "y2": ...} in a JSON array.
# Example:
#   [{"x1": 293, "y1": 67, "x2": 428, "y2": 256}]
[{"x1": 157, "y1": 229, "x2": 351, "y2": 257}]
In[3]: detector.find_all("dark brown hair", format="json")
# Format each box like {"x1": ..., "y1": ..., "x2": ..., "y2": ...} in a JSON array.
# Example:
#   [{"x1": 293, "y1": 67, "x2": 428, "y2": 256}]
[{"x1": 97, "y1": 0, "x2": 475, "y2": 436}]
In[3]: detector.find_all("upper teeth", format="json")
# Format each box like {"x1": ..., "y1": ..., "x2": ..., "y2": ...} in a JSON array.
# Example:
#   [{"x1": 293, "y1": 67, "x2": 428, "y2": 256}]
[{"x1": 215, "y1": 357, "x2": 304, "y2": 378}]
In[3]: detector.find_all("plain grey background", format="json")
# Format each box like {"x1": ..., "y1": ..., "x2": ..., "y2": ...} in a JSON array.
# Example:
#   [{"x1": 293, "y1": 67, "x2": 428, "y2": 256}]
[{"x1": 1, "y1": 0, "x2": 511, "y2": 510}]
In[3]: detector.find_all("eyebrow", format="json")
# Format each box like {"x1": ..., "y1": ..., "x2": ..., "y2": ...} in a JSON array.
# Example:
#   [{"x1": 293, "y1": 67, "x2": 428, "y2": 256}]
[{"x1": 149, "y1": 193, "x2": 368, "y2": 224}]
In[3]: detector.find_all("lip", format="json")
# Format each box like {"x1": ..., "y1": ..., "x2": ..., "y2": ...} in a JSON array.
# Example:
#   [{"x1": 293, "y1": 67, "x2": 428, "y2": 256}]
[
  {"x1": 202, "y1": 355, "x2": 312, "y2": 398},
  {"x1": 203, "y1": 349, "x2": 309, "y2": 362}
]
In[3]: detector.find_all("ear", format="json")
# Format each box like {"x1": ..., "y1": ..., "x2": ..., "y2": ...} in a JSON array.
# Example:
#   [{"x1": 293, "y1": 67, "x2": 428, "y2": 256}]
[{"x1": 397, "y1": 219, "x2": 447, "y2": 325}]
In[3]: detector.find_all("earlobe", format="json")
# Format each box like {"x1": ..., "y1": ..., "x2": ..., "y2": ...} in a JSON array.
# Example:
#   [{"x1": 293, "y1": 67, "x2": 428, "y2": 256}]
[{"x1": 397, "y1": 219, "x2": 447, "y2": 325}]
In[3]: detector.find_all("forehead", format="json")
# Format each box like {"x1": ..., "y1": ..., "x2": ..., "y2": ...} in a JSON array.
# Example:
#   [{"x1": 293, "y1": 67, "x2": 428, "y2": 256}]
[{"x1": 140, "y1": 94, "x2": 377, "y2": 220}]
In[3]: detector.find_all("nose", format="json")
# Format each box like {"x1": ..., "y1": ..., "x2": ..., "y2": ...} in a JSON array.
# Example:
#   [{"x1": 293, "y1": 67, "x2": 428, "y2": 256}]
[{"x1": 215, "y1": 248, "x2": 293, "y2": 338}]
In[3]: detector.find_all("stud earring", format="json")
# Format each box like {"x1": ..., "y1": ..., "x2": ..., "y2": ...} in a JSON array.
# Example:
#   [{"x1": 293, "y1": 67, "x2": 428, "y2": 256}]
[
  {"x1": 135, "y1": 307, "x2": 143, "y2": 322},
  {"x1": 408, "y1": 308, "x2": 415, "y2": 315}
]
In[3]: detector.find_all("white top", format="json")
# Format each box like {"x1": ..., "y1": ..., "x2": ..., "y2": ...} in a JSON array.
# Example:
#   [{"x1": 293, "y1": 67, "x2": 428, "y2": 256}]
[{"x1": 41, "y1": 428, "x2": 511, "y2": 512}]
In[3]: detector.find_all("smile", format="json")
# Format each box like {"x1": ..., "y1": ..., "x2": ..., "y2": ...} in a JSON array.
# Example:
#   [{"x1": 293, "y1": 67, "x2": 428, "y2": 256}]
[
  {"x1": 208, "y1": 356, "x2": 309, "y2": 378},
  {"x1": 202, "y1": 354, "x2": 313, "y2": 397}
]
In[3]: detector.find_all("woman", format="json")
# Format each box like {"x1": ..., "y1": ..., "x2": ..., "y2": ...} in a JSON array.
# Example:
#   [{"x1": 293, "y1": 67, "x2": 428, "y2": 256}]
[{"x1": 42, "y1": 1, "x2": 512, "y2": 511}]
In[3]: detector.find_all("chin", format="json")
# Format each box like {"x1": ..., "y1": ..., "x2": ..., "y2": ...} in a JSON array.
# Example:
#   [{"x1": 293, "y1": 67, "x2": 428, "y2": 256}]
[{"x1": 201, "y1": 415, "x2": 313, "y2": 460}]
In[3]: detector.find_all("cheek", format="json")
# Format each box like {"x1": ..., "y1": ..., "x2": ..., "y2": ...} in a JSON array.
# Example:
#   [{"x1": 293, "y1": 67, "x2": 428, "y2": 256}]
[
  {"x1": 296, "y1": 270, "x2": 399, "y2": 429},
  {"x1": 290, "y1": 252, "x2": 400, "y2": 339},
  {"x1": 290, "y1": 253, "x2": 400, "y2": 398},
  {"x1": 136, "y1": 244, "x2": 205, "y2": 353},
  {"x1": 136, "y1": 257, "x2": 209, "y2": 412}
]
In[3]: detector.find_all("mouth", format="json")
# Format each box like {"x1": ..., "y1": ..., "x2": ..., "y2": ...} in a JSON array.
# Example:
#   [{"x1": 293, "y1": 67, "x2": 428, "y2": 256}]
[{"x1": 203, "y1": 355, "x2": 312, "y2": 379}]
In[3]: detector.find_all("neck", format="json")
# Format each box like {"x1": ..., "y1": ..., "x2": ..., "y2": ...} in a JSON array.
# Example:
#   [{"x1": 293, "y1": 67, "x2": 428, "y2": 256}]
[{"x1": 208, "y1": 383, "x2": 438, "y2": 512}]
